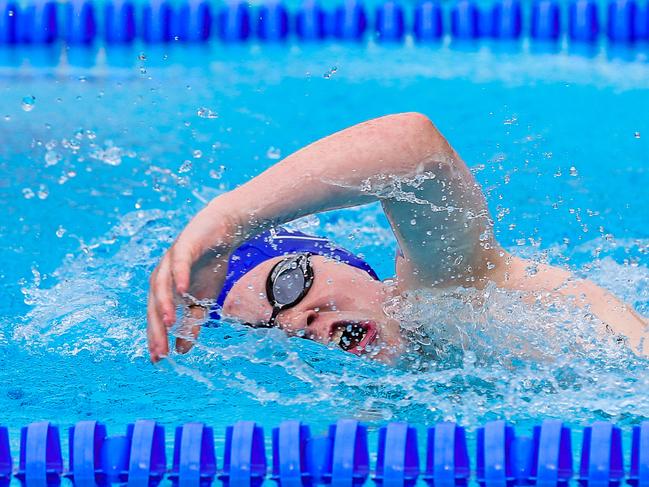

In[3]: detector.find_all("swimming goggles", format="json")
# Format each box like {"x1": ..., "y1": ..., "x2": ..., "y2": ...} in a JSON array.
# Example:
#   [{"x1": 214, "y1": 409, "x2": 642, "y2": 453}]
[{"x1": 264, "y1": 252, "x2": 314, "y2": 327}]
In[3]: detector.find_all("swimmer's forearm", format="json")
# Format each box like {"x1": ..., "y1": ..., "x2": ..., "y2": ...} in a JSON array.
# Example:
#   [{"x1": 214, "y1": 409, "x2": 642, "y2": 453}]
[{"x1": 211, "y1": 113, "x2": 453, "y2": 238}]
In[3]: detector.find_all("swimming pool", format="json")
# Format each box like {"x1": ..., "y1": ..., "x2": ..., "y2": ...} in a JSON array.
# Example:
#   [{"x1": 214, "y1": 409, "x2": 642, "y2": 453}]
[{"x1": 1, "y1": 29, "x2": 649, "y2": 485}]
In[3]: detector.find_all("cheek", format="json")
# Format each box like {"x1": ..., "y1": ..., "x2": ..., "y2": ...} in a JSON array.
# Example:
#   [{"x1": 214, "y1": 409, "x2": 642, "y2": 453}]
[{"x1": 223, "y1": 288, "x2": 268, "y2": 320}]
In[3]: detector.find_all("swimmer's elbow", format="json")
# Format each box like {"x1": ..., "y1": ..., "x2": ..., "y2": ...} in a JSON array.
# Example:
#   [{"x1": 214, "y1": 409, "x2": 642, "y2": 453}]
[{"x1": 382, "y1": 112, "x2": 457, "y2": 171}]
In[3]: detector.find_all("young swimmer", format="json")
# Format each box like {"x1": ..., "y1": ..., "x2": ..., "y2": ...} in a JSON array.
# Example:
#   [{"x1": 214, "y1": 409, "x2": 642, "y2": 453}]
[{"x1": 147, "y1": 113, "x2": 648, "y2": 363}]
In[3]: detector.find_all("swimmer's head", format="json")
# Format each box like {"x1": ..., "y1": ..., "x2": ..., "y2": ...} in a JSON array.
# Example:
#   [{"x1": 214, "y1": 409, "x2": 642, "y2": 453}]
[{"x1": 212, "y1": 228, "x2": 403, "y2": 360}]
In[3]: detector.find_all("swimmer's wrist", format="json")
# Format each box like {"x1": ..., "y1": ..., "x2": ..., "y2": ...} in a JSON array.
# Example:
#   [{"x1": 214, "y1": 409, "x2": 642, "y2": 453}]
[{"x1": 206, "y1": 192, "x2": 262, "y2": 248}]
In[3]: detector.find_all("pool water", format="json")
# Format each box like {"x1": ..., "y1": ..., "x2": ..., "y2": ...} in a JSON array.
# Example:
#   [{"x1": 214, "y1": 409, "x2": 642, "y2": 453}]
[{"x1": 1, "y1": 41, "x2": 648, "y2": 473}]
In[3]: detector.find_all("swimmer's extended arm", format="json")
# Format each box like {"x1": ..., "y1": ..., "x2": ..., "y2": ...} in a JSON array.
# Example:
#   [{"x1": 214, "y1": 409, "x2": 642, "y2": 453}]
[
  {"x1": 207, "y1": 112, "x2": 497, "y2": 287},
  {"x1": 148, "y1": 112, "x2": 495, "y2": 360}
]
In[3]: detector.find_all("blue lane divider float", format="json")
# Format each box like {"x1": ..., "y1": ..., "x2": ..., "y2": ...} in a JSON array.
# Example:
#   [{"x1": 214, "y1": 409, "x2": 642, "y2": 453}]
[
  {"x1": 142, "y1": 0, "x2": 173, "y2": 42},
  {"x1": 19, "y1": 1, "x2": 57, "y2": 43},
  {"x1": 629, "y1": 422, "x2": 649, "y2": 487},
  {"x1": 176, "y1": 0, "x2": 212, "y2": 42},
  {"x1": 450, "y1": 0, "x2": 480, "y2": 39},
  {"x1": 2, "y1": 0, "x2": 649, "y2": 46},
  {"x1": 217, "y1": 1, "x2": 250, "y2": 41},
  {"x1": 531, "y1": 0, "x2": 561, "y2": 40},
  {"x1": 257, "y1": 1, "x2": 289, "y2": 41},
  {"x1": 169, "y1": 422, "x2": 217, "y2": 486},
  {"x1": 67, "y1": 420, "x2": 108, "y2": 485},
  {"x1": 607, "y1": 0, "x2": 638, "y2": 42},
  {"x1": 295, "y1": 0, "x2": 327, "y2": 40},
  {"x1": 16, "y1": 422, "x2": 63, "y2": 486},
  {"x1": 0, "y1": 427, "x2": 11, "y2": 487},
  {"x1": 423, "y1": 422, "x2": 470, "y2": 486},
  {"x1": 579, "y1": 421, "x2": 625, "y2": 487},
  {"x1": 2, "y1": 420, "x2": 649, "y2": 486},
  {"x1": 374, "y1": 422, "x2": 419, "y2": 486},
  {"x1": 63, "y1": 0, "x2": 96, "y2": 44},
  {"x1": 569, "y1": 0, "x2": 599, "y2": 41},
  {"x1": 413, "y1": 0, "x2": 443, "y2": 41},
  {"x1": 491, "y1": 0, "x2": 522, "y2": 38},
  {"x1": 272, "y1": 420, "x2": 311, "y2": 487},
  {"x1": 323, "y1": 419, "x2": 370, "y2": 486},
  {"x1": 332, "y1": 0, "x2": 367, "y2": 40},
  {"x1": 375, "y1": 1, "x2": 405, "y2": 41},
  {"x1": 220, "y1": 421, "x2": 267, "y2": 487},
  {"x1": 104, "y1": 0, "x2": 136, "y2": 43},
  {"x1": 530, "y1": 420, "x2": 573, "y2": 486},
  {"x1": 476, "y1": 420, "x2": 516, "y2": 487}
]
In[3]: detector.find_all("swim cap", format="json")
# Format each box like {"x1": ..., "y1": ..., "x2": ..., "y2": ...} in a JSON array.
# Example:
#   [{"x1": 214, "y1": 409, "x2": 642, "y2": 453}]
[{"x1": 210, "y1": 227, "x2": 379, "y2": 320}]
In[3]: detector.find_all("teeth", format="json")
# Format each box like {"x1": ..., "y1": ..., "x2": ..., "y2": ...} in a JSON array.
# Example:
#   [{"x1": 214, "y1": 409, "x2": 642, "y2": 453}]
[
  {"x1": 333, "y1": 322, "x2": 368, "y2": 351},
  {"x1": 331, "y1": 328, "x2": 344, "y2": 345}
]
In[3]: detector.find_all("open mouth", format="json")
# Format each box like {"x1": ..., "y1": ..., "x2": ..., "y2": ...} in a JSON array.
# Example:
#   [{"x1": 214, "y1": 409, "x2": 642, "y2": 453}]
[{"x1": 330, "y1": 321, "x2": 378, "y2": 354}]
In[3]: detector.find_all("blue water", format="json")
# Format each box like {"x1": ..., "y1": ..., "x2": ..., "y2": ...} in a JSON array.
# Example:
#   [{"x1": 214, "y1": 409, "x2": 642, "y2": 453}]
[{"x1": 1, "y1": 42, "x2": 649, "y2": 473}]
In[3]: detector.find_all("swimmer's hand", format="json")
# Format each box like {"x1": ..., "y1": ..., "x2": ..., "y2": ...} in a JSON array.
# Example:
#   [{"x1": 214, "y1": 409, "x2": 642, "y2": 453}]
[{"x1": 147, "y1": 201, "x2": 243, "y2": 362}]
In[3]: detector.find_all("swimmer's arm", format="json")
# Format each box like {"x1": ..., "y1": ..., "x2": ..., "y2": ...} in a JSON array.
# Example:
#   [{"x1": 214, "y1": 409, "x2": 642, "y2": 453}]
[
  {"x1": 207, "y1": 112, "x2": 496, "y2": 288},
  {"x1": 502, "y1": 257, "x2": 649, "y2": 353}
]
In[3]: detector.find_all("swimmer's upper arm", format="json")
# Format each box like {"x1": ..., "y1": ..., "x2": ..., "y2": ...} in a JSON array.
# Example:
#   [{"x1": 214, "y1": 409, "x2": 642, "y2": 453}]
[
  {"x1": 504, "y1": 257, "x2": 649, "y2": 353},
  {"x1": 214, "y1": 113, "x2": 497, "y2": 290},
  {"x1": 374, "y1": 115, "x2": 498, "y2": 289}
]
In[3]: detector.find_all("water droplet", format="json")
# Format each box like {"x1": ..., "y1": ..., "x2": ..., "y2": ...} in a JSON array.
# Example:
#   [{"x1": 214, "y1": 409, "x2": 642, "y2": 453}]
[
  {"x1": 634, "y1": 131, "x2": 641, "y2": 139},
  {"x1": 22, "y1": 187, "x2": 35, "y2": 199},
  {"x1": 209, "y1": 165, "x2": 226, "y2": 179},
  {"x1": 37, "y1": 184, "x2": 49, "y2": 200},
  {"x1": 21, "y1": 95, "x2": 36, "y2": 112},
  {"x1": 525, "y1": 264, "x2": 539, "y2": 276},
  {"x1": 192, "y1": 149, "x2": 202, "y2": 159},
  {"x1": 266, "y1": 146, "x2": 281, "y2": 160},
  {"x1": 4, "y1": 115, "x2": 10, "y2": 121},
  {"x1": 55, "y1": 225, "x2": 66, "y2": 238},
  {"x1": 45, "y1": 150, "x2": 61, "y2": 167},
  {"x1": 197, "y1": 107, "x2": 218, "y2": 119},
  {"x1": 569, "y1": 166, "x2": 578, "y2": 177},
  {"x1": 179, "y1": 160, "x2": 192, "y2": 173},
  {"x1": 323, "y1": 66, "x2": 338, "y2": 79},
  {"x1": 410, "y1": 218, "x2": 417, "y2": 225},
  {"x1": 138, "y1": 53, "x2": 147, "y2": 61}
]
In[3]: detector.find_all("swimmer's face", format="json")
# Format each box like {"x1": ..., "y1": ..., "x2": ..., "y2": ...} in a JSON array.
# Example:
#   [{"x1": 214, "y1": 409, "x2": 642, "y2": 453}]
[{"x1": 221, "y1": 255, "x2": 403, "y2": 362}]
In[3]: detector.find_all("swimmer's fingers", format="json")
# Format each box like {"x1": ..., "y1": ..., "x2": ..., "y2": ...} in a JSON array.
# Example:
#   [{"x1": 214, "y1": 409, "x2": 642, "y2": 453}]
[
  {"x1": 151, "y1": 255, "x2": 177, "y2": 328},
  {"x1": 146, "y1": 286, "x2": 169, "y2": 362},
  {"x1": 169, "y1": 242, "x2": 194, "y2": 296},
  {"x1": 175, "y1": 305, "x2": 205, "y2": 354}
]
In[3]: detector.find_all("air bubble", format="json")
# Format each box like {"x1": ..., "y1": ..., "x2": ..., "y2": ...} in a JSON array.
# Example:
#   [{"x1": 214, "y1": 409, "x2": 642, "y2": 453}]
[
  {"x1": 37, "y1": 184, "x2": 49, "y2": 200},
  {"x1": 323, "y1": 66, "x2": 338, "y2": 79},
  {"x1": 179, "y1": 160, "x2": 192, "y2": 173},
  {"x1": 197, "y1": 107, "x2": 218, "y2": 119},
  {"x1": 266, "y1": 147, "x2": 281, "y2": 160},
  {"x1": 44, "y1": 150, "x2": 62, "y2": 167},
  {"x1": 209, "y1": 166, "x2": 226, "y2": 179},
  {"x1": 21, "y1": 95, "x2": 36, "y2": 112}
]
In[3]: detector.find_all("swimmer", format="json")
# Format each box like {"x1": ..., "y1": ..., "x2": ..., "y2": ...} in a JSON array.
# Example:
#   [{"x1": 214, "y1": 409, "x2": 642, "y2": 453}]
[{"x1": 147, "y1": 113, "x2": 648, "y2": 362}]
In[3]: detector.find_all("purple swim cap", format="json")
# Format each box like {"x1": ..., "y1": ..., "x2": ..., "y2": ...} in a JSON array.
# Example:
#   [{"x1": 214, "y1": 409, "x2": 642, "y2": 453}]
[{"x1": 210, "y1": 227, "x2": 379, "y2": 320}]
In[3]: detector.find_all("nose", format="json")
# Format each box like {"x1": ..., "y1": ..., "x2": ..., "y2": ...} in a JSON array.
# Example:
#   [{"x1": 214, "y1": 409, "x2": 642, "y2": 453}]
[{"x1": 278, "y1": 309, "x2": 322, "y2": 337}]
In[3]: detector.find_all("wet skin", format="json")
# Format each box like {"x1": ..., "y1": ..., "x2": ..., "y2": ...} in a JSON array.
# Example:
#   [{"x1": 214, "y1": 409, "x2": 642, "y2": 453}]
[{"x1": 220, "y1": 256, "x2": 403, "y2": 361}]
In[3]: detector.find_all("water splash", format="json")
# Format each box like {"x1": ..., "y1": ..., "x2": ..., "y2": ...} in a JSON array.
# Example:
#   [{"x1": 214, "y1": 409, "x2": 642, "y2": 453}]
[{"x1": 9, "y1": 207, "x2": 649, "y2": 428}]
